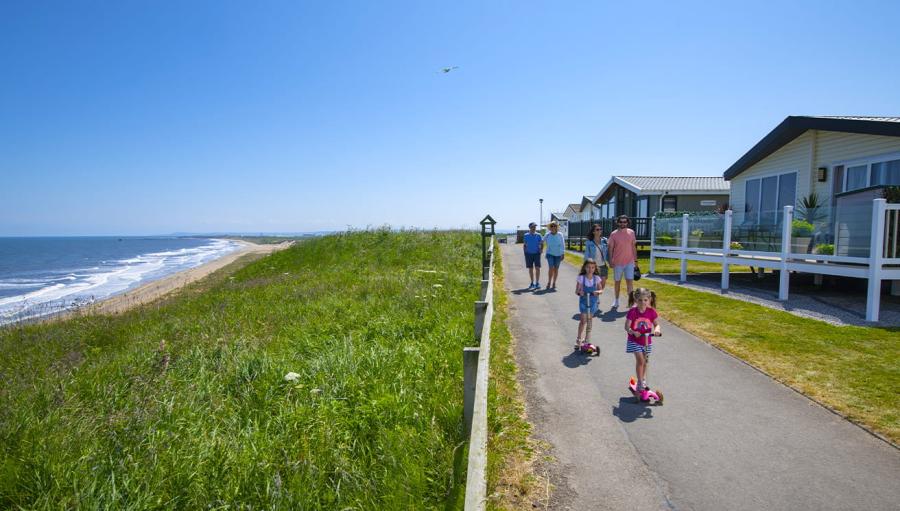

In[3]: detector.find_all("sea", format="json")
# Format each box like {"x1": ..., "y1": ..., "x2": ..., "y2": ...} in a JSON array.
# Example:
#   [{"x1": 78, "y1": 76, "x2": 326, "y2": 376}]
[{"x1": 0, "y1": 237, "x2": 242, "y2": 326}]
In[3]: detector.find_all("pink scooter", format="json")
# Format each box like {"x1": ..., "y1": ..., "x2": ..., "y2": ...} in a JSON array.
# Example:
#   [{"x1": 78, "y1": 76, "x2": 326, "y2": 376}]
[
  {"x1": 628, "y1": 331, "x2": 663, "y2": 404},
  {"x1": 575, "y1": 293, "x2": 600, "y2": 356},
  {"x1": 577, "y1": 341, "x2": 600, "y2": 356}
]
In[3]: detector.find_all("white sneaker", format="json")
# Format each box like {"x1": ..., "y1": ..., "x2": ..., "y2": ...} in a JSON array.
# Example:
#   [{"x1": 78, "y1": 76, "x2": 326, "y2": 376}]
[{"x1": 612, "y1": 298, "x2": 619, "y2": 308}]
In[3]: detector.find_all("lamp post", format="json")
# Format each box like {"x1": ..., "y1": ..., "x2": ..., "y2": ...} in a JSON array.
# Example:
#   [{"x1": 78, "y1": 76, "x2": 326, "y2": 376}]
[{"x1": 539, "y1": 198, "x2": 544, "y2": 230}]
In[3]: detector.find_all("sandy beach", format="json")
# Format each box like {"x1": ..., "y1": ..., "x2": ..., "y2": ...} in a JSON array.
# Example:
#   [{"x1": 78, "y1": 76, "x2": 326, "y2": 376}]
[{"x1": 83, "y1": 240, "x2": 293, "y2": 316}]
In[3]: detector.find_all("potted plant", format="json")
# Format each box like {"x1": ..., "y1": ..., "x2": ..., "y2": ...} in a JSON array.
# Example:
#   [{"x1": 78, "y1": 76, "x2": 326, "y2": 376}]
[
  {"x1": 796, "y1": 192, "x2": 827, "y2": 224},
  {"x1": 791, "y1": 219, "x2": 814, "y2": 253},
  {"x1": 814, "y1": 243, "x2": 834, "y2": 255},
  {"x1": 882, "y1": 185, "x2": 900, "y2": 203}
]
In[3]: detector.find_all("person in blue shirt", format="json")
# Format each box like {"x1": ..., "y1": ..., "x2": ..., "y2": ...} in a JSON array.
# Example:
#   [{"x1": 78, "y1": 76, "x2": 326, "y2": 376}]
[
  {"x1": 544, "y1": 221, "x2": 566, "y2": 290},
  {"x1": 523, "y1": 222, "x2": 543, "y2": 290}
]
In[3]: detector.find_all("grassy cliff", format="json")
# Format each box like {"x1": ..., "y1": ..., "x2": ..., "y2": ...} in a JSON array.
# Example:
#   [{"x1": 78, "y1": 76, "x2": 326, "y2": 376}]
[{"x1": 0, "y1": 230, "x2": 480, "y2": 509}]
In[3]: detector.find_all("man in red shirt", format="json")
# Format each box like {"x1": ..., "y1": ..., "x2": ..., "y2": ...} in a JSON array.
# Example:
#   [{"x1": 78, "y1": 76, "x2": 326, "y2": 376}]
[{"x1": 606, "y1": 215, "x2": 637, "y2": 308}]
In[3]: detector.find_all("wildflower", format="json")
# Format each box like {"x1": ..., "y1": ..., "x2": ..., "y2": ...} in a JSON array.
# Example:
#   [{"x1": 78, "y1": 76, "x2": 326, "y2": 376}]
[
  {"x1": 284, "y1": 372, "x2": 301, "y2": 382},
  {"x1": 432, "y1": 284, "x2": 443, "y2": 288}
]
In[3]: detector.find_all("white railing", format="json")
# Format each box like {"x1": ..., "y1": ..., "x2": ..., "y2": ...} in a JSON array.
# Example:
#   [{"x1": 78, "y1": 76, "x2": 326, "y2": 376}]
[
  {"x1": 885, "y1": 206, "x2": 900, "y2": 261},
  {"x1": 650, "y1": 199, "x2": 899, "y2": 322},
  {"x1": 463, "y1": 236, "x2": 494, "y2": 510}
]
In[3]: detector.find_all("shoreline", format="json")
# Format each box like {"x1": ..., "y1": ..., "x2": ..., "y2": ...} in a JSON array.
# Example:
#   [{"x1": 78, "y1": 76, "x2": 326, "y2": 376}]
[{"x1": 60, "y1": 240, "x2": 294, "y2": 320}]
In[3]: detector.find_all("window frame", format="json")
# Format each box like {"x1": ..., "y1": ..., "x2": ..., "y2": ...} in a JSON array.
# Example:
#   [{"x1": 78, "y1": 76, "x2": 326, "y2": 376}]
[
  {"x1": 743, "y1": 170, "x2": 797, "y2": 226},
  {"x1": 637, "y1": 197, "x2": 649, "y2": 217},
  {"x1": 838, "y1": 151, "x2": 900, "y2": 192},
  {"x1": 661, "y1": 195, "x2": 677, "y2": 213}
]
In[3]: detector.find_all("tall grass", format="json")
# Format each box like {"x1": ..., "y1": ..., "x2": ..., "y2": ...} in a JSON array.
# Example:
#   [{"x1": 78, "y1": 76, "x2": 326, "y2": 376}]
[{"x1": 0, "y1": 229, "x2": 480, "y2": 509}]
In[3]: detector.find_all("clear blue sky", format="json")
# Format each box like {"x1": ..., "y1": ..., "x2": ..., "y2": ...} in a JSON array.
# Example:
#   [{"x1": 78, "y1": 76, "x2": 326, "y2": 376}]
[{"x1": 2, "y1": 1, "x2": 898, "y2": 235}]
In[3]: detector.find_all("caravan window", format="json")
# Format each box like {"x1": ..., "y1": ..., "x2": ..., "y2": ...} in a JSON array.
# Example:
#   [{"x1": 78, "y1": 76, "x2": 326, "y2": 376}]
[
  {"x1": 842, "y1": 156, "x2": 900, "y2": 192},
  {"x1": 662, "y1": 196, "x2": 676, "y2": 212},
  {"x1": 871, "y1": 159, "x2": 900, "y2": 187},
  {"x1": 744, "y1": 171, "x2": 796, "y2": 225},
  {"x1": 846, "y1": 165, "x2": 867, "y2": 191},
  {"x1": 637, "y1": 197, "x2": 648, "y2": 217}
]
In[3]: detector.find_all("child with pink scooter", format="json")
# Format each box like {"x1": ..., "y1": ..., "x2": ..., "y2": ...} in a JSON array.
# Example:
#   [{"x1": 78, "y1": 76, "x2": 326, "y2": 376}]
[
  {"x1": 574, "y1": 258, "x2": 602, "y2": 355},
  {"x1": 625, "y1": 287, "x2": 663, "y2": 404}
]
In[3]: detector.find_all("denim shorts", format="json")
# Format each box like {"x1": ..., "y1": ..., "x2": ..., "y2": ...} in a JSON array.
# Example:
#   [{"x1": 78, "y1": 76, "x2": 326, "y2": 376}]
[
  {"x1": 613, "y1": 262, "x2": 635, "y2": 281},
  {"x1": 546, "y1": 254, "x2": 562, "y2": 268},
  {"x1": 579, "y1": 292, "x2": 599, "y2": 314},
  {"x1": 524, "y1": 252, "x2": 541, "y2": 268}
]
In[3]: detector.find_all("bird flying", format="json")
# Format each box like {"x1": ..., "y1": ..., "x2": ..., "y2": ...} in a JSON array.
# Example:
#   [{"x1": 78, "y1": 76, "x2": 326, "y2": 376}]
[{"x1": 440, "y1": 66, "x2": 459, "y2": 73}]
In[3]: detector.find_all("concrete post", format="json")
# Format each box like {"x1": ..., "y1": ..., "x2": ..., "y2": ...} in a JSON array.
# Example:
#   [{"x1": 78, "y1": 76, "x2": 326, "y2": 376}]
[
  {"x1": 722, "y1": 210, "x2": 733, "y2": 292},
  {"x1": 463, "y1": 347, "x2": 479, "y2": 437},
  {"x1": 474, "y1": 301, "x2": 488, "y2": 343},
  {"x1": 680, "y1": 214, "x2": 689, "y2": 282},
  {"x1": 779, "y1": 205, "x2": 793, "y2": 301},
  {"x1": 866, "y1": 199, "x2": 887, "y2": 321}
]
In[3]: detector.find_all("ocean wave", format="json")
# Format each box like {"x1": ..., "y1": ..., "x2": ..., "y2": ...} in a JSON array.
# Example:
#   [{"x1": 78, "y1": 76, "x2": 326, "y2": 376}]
[{"x1": 0, "y1": 239, "x2": 241, "y2": 325}]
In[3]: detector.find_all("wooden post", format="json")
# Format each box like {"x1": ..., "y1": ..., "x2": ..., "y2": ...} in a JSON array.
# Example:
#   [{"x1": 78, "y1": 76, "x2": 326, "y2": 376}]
[
  {"x1": 474, "y1": 301, "x2": 488, "y2": 343},
  {"x1": 722, "y1": 210, "x2": 732, "y2": 292},
  {"x1": 680, "y1": 214, "x2": 689, "y2": 282},
  {"x1": 866, "y1": 199, "x2": 887, "y2": 321},
  {"x1": 463, "y1": 347, "x2": 479, "y2": 437},
  {"x1": 480, "y1": 280, "x2": 489, "y2": 301},
  {"x1": 779, "y1": 205, "x2": 793, "y2": 301}
]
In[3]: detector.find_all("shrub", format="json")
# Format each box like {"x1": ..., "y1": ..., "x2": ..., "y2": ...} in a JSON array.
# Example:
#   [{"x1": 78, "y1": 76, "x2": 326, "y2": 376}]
[
  {"x1": 815, "y1": 243, "x2": 834, "y2": 255},
  {"x1": 730, "y1": 241, "x2": 744, "y2": 250},
  {"x1": 657, "y1": 235, "x2": 676, "y2": 246},
  {"x1": 791, "y1": 219, "x2": 814, "y2": 237},
  {"x1": 884, "y1": 186, "x2": 900, "y2": 204}
]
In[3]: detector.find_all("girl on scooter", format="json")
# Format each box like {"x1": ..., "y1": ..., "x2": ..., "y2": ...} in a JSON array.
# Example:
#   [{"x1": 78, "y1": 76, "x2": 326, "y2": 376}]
[
  {"x1": 625, "y1": 288, "x2": 661, "y2": 396},
  {"x1": 575, "y1": 258, "x2": 602, "y2": 350}
]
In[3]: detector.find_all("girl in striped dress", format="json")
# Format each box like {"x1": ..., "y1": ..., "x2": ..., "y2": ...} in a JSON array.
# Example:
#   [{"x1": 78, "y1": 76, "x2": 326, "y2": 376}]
[{"x1": 624, "y1": 288, "x2": 661, "y2": 394}]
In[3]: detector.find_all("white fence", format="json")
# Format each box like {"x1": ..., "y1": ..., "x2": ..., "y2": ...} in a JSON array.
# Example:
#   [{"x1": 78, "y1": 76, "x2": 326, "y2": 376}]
[
  {"x1": 463, "y1": 236, "x2": 494, "y2": 510},
  {"x1": 650, "y1": 199, "x2": 900, "y2": 322}
]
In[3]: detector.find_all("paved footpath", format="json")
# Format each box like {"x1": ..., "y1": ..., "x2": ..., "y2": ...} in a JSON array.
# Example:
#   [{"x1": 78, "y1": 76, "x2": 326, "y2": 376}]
[{"x1": 500, "y1": 244, "x2": 900, "y2": 511}]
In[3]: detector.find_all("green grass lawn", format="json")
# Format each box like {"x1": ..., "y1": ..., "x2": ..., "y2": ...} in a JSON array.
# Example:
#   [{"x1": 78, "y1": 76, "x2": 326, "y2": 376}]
[
  {"x1": 564, "y1": 250, "x2": 751, "y2": 274},
  {"x1": 565, "y1": 251, "x2": 750, "y2": 276},
  {"x1": 486, "y1": 243, "x2": 544, "y2": 510},
  {"x1": 562, "y1": 255, "x2": 900, "y2": 443},
  {"x1": 637, "y1": 254, "x2": 751, "y2": 274},
  {"x1": 0, "y1": 230, "x2": 481, "y2": 509}
]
